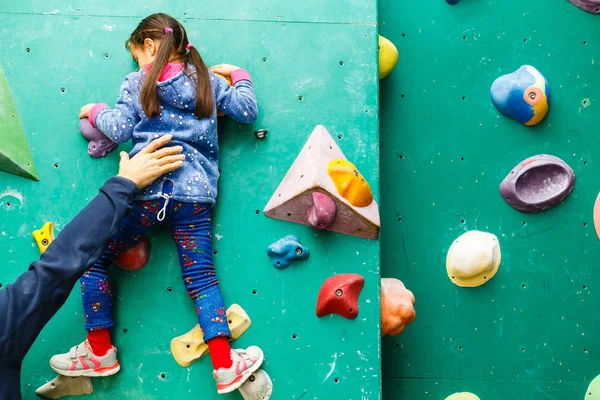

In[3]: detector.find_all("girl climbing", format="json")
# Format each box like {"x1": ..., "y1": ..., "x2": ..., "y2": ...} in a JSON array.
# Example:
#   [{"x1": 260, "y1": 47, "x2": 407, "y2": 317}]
[{"x1": 49, "y1": 13, "x2": 262, "y2": 394}]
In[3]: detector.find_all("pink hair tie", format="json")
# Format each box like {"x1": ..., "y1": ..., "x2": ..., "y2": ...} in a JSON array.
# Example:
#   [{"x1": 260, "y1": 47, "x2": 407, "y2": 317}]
[
  {"x1": 186, "y1": 43, "x2": 193, "y2": 50},
  {"x1": 165, "y1": 28, "x2": 173, "y2": 33}
]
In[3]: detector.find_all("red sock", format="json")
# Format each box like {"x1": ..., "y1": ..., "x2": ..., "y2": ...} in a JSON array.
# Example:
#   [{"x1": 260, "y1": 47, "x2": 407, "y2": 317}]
[
  {"x1": 207, "y1": 337, "x2": 232, "y2": 370},
  {"x1": 87, "y1": 329, "x2": 112, "y2": 356}
]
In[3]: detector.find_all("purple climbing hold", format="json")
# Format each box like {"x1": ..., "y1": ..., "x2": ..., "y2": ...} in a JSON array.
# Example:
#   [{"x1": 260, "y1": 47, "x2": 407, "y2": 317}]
[
  {"x1": 568, "y1": 0, "x2": 600, "y2": 14},
  {"x1": 307, "y1": 192, "x2": 337, "y2": 230},
  {"x1": 79, "y1": 118, "x2": 117, "y2": 158},
  {"x1": 500, "y1": 154, "x2": 575, "y2": 213}
]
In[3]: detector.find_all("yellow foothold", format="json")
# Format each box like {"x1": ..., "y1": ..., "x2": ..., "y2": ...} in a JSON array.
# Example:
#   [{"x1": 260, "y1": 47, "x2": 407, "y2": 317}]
[
  {"x1": 445, "y1": 393, "x2": 481, "y2": 400},
  {"x1": 33, "y1": 222, "x2": 55, "y2": 254},
  {"x1": 379, "y1": 35, "x2": 398, "y2": 80},
  {"x1": 327, "y1": 159, "x2": 373, "y2": 207},
  {"x1": 170, "y1": 304, "x2": 251, "y2": 367}
]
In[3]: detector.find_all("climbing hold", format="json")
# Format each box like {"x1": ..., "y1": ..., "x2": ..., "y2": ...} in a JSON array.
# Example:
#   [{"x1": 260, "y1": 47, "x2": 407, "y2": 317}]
[
  {"x1": 327, "y1": 159, "x2": 373, "y2": 207},
  {"x1": 33, "y1": 222, "x2": 55, "y2": 254},
  {"x1": 378, "y1": 35, "x2": 398, "y2": 80},
  {"x1": 446, "y1": 231, "x2": 501, "y2": 287},
  {"x1": 266, "y1": 235, "x2": 309, "y2": 269},
  {"x1": 307, "y1": 192, "x2": 337, "y2": 230},
  {"x1": 569, "y1": 0, "x2": 600, "y2": 14},
  {"x1": 594, "y1": 193, "x2": 600, "y2": 240},
  {"x1": 79, "y1": 118, "x2": 117, "y2": 158},
  {"x1": 585, "y1": 375, "x2": 600, "y2": 398},
  {"x1": 500, "y1": 154, "x2": 575, "y2": 213},
  {"x1": 445, "y1": 393, "x2": 481, "y2": 400},
  {"x1": 446, "y1": 0, "x2": 461, "y2": 4},
  {"x1": 171, "y1": 304, "x2": 251, "y2": 367},
  {"x1": 316, "y1": 273, "x2": 365, "y2": 319},
  {"x1": 263, "y1": 125, "x2": 380, "y2": 240},
  {"x1": 490, "y1": 65, "x2": 550, "y2": 126},
  {"x1": 114, "y1": 237, "x2": 151, "y2": 271},
  {"x1": 0, "y1": 62, "x2": 39, "y2": 181},
  {"x1": 35, "y1": 375, "x2": 93, "y2": 399},
  {"x1": 254, "y1": 129, "x2": 268, "y2": 139},
  {"x1": 239, "y1": 369, "x2": 273, "y2": 400},
  {"x1": 380, "y1": 278, "x2": 416, "y2": 337}
]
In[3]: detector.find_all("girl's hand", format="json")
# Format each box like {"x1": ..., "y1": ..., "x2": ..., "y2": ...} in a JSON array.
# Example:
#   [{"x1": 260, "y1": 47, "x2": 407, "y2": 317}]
[
  {"x1": 210, "y1": 64, "x2": 241, "y2": 77},
  {"x1": 80, "y1": 103, "x2": 96, "y2": 119}
]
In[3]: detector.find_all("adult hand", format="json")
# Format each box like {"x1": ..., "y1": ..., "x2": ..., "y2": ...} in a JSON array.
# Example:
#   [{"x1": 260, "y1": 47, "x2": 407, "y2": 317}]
[
  {"x1": 210, "y1": 64, "x2": 241, "y2": 77},
  {"x1": 117, "y1": 135, "x2": 185, "y2": 189},
  {"x1": 79, "y1": 104, "x2": 96, "y2": 119}
]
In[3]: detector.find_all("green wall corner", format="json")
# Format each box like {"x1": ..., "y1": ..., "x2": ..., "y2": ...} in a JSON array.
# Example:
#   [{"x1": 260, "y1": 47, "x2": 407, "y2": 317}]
[{"x1": 0, "y1": 62, "x2": 38, "y2": 181}]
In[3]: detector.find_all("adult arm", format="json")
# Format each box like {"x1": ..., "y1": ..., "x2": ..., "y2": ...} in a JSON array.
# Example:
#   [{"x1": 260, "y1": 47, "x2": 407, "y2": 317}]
[{"x1": 0, "y1": 135, "x2": 184, "y2": 366}]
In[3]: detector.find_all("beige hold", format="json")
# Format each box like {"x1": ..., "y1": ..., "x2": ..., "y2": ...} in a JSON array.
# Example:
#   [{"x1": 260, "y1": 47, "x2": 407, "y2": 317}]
[
  {"x1": 446, "y1": 230, "x2": 501, "y2": 287},
  {"x1": 239, "y1": 369, "x2": 273, "y2": 400},
  {"x1": 445, "y1": 393, "x2": 481, "y2": 400},
  {"x1": 171, "y1": 304, "x2": 251, "y2": 367},
  {"x1": 35, "y1": 375, "x2": 93, "y2": 399}
]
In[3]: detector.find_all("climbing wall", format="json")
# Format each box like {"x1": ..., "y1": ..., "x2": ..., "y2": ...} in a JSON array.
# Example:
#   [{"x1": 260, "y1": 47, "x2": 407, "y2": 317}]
[
  {"x1": 379, "y1": 1, "x2": 600, "y2": 399},
  {"x1": 0, "y1": 2, "x2": 381, "y2": 399}
]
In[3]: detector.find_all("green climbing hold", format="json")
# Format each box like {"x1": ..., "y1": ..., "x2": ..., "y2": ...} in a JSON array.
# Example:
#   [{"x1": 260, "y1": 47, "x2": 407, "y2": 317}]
[
  {"x1": 0, "y1": 62, "x2": 38, "y2": 181},
  {"x1": 586, "y1": 375, "x2": 600, "y2": 399}
]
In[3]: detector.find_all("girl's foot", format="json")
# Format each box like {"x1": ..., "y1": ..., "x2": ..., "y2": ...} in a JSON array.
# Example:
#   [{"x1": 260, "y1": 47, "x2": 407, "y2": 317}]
[
  {"x1": 50, "y1": 340, "x2": 120, "y2": 377},
  {"x1": 214, "y1": 346, "x2": 264, "y2": 394}
]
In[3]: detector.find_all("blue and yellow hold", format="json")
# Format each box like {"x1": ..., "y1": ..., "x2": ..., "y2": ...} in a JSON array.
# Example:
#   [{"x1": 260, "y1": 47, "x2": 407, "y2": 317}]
[{"x1": 490, "y1": 65, "x2": 550, "y2": 126}]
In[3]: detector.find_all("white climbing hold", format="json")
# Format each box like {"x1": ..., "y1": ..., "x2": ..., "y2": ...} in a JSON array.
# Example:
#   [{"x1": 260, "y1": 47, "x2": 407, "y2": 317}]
[
  {"x1": 445, "y1": 393, "x2": 481, "y2": 400},
  {"x1": 239, "y1": 369, "x2": 273, "y2": 400},
  {"x1": 585, "y1": 374, "x2": 600, "y2": 399},
  {"x1": 446, "y1": 230, "x2": 501, "y2": 287},
  {"x1": 35, "y1": 375, "x2": 93, "y2": 399}
]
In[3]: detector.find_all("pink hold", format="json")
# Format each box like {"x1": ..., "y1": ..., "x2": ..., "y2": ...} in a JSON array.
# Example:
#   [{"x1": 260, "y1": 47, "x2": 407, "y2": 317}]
[{"x1": 307, "y1": 192, "x2": 337, "y2": 230}]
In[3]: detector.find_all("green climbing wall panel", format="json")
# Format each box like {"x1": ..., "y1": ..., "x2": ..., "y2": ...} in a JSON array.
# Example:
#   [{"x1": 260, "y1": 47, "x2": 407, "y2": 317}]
[
  {"x1": 0, "y1": 62, "x2": 38, "y2": 181},
  {"x1": 379, "y1": 1, "x2": 600, "y2": 399},
  {"x1": 0, "y1": 2, "x2": 381, "y2": 399}
]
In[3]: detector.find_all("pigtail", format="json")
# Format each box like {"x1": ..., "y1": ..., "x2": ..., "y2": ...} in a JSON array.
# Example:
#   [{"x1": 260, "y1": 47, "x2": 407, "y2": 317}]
[
  {"x1": 187, "y1": 47, "x2": 214, "y2": 119},
  {"x1": 140, "y1": 27, "x2": 175, "y2": 118}
]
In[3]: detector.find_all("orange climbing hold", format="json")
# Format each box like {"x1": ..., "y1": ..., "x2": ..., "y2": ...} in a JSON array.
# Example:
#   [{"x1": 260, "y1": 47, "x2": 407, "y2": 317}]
[
  {"x1": 327, "y1": 159, "x2": 373, "y2": 207},
  {"x1": 380, "y1": 278, "x2": 416, "y2": 337}
]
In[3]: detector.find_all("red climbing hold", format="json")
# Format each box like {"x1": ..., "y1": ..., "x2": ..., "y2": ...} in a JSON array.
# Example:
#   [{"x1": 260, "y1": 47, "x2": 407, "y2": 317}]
[
  {"x1": 316, "y1": 273, "x2": 365, "y2": 319},
  {"x1": 115, "y1": 237, "x2": 151, "y2": 271}
]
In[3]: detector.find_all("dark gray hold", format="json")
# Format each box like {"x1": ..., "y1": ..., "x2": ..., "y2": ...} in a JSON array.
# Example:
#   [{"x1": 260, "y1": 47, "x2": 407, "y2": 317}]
[
  {"x1": 568, "y1": 0, "x2": 600, "y2": 14},
  {"x1": 500, "y1": 154, "x2": 575, "y2": 213}
]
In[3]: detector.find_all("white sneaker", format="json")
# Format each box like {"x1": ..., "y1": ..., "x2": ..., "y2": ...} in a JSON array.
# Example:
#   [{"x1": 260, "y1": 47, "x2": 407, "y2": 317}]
[
  {"x1": 50, "y1": 340, "x2": 120, "y2": 377},
  {"x1": 214, "y1": 346, "x2": 264, "y2": 394}
]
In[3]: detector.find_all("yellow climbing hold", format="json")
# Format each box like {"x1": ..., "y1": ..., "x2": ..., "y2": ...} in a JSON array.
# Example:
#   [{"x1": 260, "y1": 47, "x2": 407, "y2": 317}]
[
  {"x1": 446, "y1": 230, "x2": 501, "y2": 287},
  {"x1": 327, "y1": 159, "x2": 373, "y2": 207},
  {"x1": 33, "y1": 222, "x2": 55, "y2": 254},
  {"x1": 379, "y1": 35, "x2": 398, "y2": 80},
  {"x1": 170, "y1": 304, "x2": 251, "y2": 367},
  {"x1": 445, "y1": 393, "x2": 481, "y2": 400}
]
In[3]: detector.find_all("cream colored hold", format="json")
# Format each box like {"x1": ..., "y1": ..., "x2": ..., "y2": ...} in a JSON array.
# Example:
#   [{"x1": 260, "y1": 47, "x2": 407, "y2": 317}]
[
  {"x1": 239, "y1": 369, "x2": 273, "y2": 400},
  {"x1": 170, "y1": 304, "x2": 251, "y2": 367},
  {"x1": 585, "y1": 375, "x2": 600, "y2": 399},
  {"x1": 378, "y1": 35, "x2": 398, "y2": 79},
  {"x1": 446, "y1": 230, "x2": 501, "y2": 287},
  {"x1": 445, "y1": 393, "x2": 481, "y2": 400},
  {"x1": 35, "y1": 376, "x2": 93, "y2": 399}
]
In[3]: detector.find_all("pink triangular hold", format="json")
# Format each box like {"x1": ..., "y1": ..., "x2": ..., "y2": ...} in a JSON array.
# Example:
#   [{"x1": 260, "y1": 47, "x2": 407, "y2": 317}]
[{"x1": 263, "y1": 126, "x2": 380, "y2": 239}]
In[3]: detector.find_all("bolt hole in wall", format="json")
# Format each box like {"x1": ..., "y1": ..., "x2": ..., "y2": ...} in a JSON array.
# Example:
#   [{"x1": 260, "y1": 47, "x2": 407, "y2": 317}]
[
  {"x1": 53, "y1": 163, "x2": 59, "y2": 169},
  {"x1": 104, "y1": 53, "x2": 110, "y2": 58},
  {"x1": 167, "y1": 287, "x2": 172, "y2": 292},
  {"x1": 123, "y1": 328, "x2": 128, "y2": 333},
  {"x1": 60, "y1": 87, "x2": 65, "y2": 93},
  {"x1": 25, "y1": 47, "x2": 30, "y2": 52},
  {"x1": 160, "y1": 373, "x2": 166, "y2": 379},
  {"x1": 213, "y1": 249, "x2": 217, "y2": 255},
  {"x1": 292, "y1": 334, "x2": 297, "y2": 339},
  {"x1": 334, "y1": 378, "x2": 340, "y2": 384},
  {"x1": 252, "y1": 289, "x2": 257, "y2": 295}
]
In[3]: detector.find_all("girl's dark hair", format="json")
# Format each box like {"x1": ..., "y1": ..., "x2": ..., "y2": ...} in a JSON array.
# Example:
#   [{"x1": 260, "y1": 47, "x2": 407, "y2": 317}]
[{"x1": 126, "y1": 13, "x2": 213, "y2": 119}]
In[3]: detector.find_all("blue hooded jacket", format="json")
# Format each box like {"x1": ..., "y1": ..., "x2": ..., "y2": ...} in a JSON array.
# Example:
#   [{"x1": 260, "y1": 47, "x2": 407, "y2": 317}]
[{"x1": 93, "y1": 66, "x2": 257, "y2": 205}]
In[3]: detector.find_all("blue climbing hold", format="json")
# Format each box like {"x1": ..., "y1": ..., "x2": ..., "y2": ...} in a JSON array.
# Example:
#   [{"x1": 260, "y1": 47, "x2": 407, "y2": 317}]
[
  {"x1": 446, "y1": 0, "x2": 461, "y2": 4},
  {"x1": 266, "y1": 235, "x2": 310, "y2": 269},
  {"x1": 490, "y1": 65, "x2": 551, "y2": 126}
]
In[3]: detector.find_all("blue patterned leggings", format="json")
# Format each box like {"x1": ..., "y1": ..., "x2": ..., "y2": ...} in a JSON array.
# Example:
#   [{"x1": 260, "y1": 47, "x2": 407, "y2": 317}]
[{"x1": 80, "y1": 200, "x2": 232, "y2": 341}]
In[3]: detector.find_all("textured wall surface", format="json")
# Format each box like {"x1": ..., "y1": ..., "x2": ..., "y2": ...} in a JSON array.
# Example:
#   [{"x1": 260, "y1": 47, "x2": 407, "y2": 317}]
[
  {"x1": 0, "y1": 1, "x2": 381, "y2": 398},
  {"x1": 379, "y1": 1, "x2": 600, "y2": 399}
]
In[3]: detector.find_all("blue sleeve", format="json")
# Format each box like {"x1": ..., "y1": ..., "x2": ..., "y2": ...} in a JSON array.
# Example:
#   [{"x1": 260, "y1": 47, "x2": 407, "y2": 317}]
[
  {"x1": 95, "y1": 74, "x2": 142, "y2": 144},
  {"x1": 0, "y1": 177, "x2": 137, "y2": 366},
  {"x1": 213, "y1": 72, "x2": 258, "y2": 124}
]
